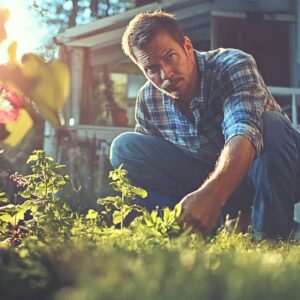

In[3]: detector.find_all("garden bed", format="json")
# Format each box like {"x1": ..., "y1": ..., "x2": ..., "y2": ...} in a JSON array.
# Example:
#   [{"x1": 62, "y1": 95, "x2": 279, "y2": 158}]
[{"x1": 0, "y1": 151, "x2": 300, "y2": 300}]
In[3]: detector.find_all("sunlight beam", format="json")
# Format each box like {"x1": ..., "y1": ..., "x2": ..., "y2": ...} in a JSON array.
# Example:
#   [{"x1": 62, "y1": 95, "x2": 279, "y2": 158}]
[{"x1": 0, "y1": 0, "x2": 47, "y2": 63}]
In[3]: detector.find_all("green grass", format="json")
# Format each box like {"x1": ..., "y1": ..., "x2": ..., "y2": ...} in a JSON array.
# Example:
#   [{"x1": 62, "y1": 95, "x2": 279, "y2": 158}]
[
  {"x1": 1, "y1": 150, "x2": 300, "y2": 300},
  {"x1": 1, "y1": 230, "x2": 300, "y2": 300}
]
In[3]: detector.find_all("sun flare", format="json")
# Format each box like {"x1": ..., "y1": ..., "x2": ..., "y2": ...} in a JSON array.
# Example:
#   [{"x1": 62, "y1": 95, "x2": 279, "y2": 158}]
[{"x1": 0, "y1": 0, "x2": 46, "y2": 63}]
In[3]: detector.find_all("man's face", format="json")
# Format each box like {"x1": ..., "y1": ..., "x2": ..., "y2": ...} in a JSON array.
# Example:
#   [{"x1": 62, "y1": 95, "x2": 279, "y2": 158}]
[{"x1": 133, "y1": 31, "x2": 197, "y2": 100}]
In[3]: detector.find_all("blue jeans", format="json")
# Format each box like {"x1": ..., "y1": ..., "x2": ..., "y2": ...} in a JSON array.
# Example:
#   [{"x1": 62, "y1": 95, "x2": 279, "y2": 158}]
[{"x1": 110, "y1": 112, "x2": 300, "y2": 239}]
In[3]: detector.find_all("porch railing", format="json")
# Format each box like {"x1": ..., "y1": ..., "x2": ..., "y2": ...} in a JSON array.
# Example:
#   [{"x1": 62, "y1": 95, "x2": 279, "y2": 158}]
[{"x1": 268, "y1": 86, "x2": 300, "y2": 128}]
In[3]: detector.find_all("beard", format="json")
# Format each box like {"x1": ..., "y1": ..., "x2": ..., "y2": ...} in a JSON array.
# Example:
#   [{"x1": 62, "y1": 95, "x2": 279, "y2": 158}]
[{"x1": 155, "y1": 79, "x2": 184, "y2": 100}]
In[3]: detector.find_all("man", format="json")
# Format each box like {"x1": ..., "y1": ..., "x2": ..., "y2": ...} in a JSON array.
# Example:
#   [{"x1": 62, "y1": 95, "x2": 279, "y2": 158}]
[{"x1": 110, "y1": 11, "x2": 300, "y2": 240}]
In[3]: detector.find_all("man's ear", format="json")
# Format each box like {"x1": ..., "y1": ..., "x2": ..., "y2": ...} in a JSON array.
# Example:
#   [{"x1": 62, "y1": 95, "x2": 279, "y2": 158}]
[{"x1": 183, "y1": 36, "x2": 193, "y2": 54}]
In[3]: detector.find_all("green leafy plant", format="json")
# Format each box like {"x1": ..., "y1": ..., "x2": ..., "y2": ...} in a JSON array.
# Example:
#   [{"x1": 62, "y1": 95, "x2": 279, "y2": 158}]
[
  {"x1": 0, "y1": 150, "x2": 80, "y2": 246},
  {"x1": 141, "y1": 204, "x2": 182, "y2": 239},
  {"x1": 97, "y1": 164, "x2": 147, "y2": 229},
  {"x1": 97, "y1": 164, "x2": 183, "y2": 241},
  {"x1": 0, "y1": 150, "x2": 300, "y2": 300},
  {"x1": 0, "y1": 195, "x2": 31, "y2": 247}
]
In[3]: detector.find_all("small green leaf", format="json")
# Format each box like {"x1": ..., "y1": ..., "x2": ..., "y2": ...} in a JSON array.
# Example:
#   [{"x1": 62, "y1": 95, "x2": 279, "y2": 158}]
[
  {"x1": 0, "y1": 214, "x2": 12, "y2": 223},
  {"x1": 21, "y1": 200, "x2": 33, "y2": 210},
  {"x1": 163, "y1": 207, "x2": 170, "y2": 222},
  {"x1": 174, "y1": 204, "x2": 182, "y2": 218},
  {"x1": 131, "y1": 186, "x2": 147, "y2": 198},
  {"x1": 112, "y1": 210, "x2": 130, "y2": 225},
  {"x1": 26, "y1": 154, "x2": 38, "y2": 164},
  {"x1": 19, "y1": 248, "x2": 29, "y2": 258},
  {"x1": 113, "y1": 211, "x2": 122, "y2": 225},
  {"x1": 0, "y1": 195, "x2": 8, "y2": 203},
  {"x1": 86, "y1": 209, "x2": 98, "y2": 220},
  {"x1": 150, "y1": 210, "x2": 157, "y2": 223},
  {"x1": 0, "y1": 204, "x2": 16, "y2": 211},
  {"x1": 97, "y1": 196, "x2": 122, "y2": 208},
  {"x1": 143, "y1": 214, "x2": 154, "y2": 227},
  {"x1": 0, "y1": 239, "x2": 10, "y2": 249},
  {"x1": 110, "y1": 172, "x2": 119, "y2": 181},
  {"x1": 15, "y1": 211, "x2": 25, "y2": 222}
]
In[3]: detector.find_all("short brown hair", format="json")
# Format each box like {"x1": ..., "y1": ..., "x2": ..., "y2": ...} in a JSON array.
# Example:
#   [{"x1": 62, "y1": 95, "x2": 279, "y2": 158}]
[{"x1": 122, "y1": 10, "x2": 185, "y2": 64}]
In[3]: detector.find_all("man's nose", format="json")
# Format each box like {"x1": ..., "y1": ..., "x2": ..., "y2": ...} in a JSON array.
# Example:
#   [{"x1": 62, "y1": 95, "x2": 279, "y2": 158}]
[{"x1": 160, "y1": 64, "x2": 173, "y2": 81}]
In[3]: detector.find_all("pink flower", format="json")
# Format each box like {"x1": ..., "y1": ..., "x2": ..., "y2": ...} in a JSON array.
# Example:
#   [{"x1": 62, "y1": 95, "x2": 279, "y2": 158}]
[
  {"x1": 10, "y1": 172, "x2": 29, "y2": 188},
  {"x1": 0, "y1": 86, "x2": 24, "y2": 124}
]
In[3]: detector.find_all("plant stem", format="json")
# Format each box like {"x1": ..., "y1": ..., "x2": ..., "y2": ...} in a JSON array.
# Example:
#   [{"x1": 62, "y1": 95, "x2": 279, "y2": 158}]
[{"x1": 121, "y1": 192, "x2": 124, "y2": 230}]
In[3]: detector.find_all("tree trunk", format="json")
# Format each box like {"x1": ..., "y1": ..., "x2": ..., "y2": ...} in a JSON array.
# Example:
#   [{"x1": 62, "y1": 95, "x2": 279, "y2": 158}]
[
  {"x1": 68, "y1": 0, "x2": 79, "y2": 27},
  {"x1": 104, "y1": 0, "x2": 110, "y2": 16},
  {"x1": 90, "y1": 0, "x2": 100, "y2": 19}
]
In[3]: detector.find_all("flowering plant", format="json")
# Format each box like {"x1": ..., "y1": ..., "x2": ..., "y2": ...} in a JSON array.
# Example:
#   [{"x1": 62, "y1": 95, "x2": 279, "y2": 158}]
[
  {"x1": 0, "y1": 86, "x2": 24, "y2": 124},
  {"x1": 0, "y1": 7, "x2": 70, "y2": 146}
]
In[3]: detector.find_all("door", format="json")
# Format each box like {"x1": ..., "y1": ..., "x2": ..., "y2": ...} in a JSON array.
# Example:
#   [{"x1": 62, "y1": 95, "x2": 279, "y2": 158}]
[{"x1": 211, "y1": 13, "x2": 291, "y2": 87}]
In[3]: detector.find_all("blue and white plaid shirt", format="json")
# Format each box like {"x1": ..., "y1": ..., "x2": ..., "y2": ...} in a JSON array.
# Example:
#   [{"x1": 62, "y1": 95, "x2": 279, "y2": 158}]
[{"x1": 135, "y1": 48, "x2": 286, "y2": 165}]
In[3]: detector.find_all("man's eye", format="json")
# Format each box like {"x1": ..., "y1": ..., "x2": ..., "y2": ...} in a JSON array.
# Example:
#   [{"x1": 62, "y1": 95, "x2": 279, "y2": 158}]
[
  {"x1": 146, "y1": 67, "x2": 157, "y2": 75},
  {"x1": 168, "y1": 53, "x2": 178, "y2": 63}
]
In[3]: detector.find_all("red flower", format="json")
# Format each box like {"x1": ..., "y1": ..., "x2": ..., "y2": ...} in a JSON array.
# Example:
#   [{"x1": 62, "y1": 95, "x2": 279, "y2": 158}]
[{"x1": 0, "y1": 86, "x2": 24, "y2": 124}]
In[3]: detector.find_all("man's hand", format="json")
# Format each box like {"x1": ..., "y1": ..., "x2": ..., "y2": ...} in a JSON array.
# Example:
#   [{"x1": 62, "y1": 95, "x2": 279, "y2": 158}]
[
  {"x1": 177, "y1": 136, "x2": 256, "y2": 237},
  {"x1": 178, "y1": 188, "x2": 223, "y2": 237}
]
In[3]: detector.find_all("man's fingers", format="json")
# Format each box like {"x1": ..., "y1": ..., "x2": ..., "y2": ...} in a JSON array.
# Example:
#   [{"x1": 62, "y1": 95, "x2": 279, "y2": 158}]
[
  {"x1": 177, "y1": 212, "x2": 186, "y2": 228},
  {"x1": 178, "y1": 212, "x2": 195, "y2": 232},
  {"x1": 178, "y1": 211, "x2": 192, "y2": 232},
  {"x1": 178, "y1": 212, "x2": 207, "y2": 235},
  {"x1": 178, "y1": 202, "x2": 207, "y2": 235}
]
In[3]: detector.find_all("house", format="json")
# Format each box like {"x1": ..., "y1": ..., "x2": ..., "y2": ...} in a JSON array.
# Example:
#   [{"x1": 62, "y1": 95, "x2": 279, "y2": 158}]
[{"x1": 44, "y1": 0, "x2": 300, "y2": 159}]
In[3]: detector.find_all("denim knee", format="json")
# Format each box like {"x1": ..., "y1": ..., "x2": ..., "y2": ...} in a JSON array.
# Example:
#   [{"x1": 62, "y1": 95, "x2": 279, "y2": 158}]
[
  {"x1": 248, "y1": 112, "x2": 299, "y2": 239},
  {"x1": 261, "y1": 111, "x2": 296, "y2": 161},
  {"x1": 110, "y1": 132, "x2": 134, "y2": 168}
]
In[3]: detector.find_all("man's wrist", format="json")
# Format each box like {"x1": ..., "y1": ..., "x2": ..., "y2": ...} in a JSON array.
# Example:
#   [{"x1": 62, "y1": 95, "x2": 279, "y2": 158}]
[{"x1": 195, "y1": 178, "x2": 228, "y2": 208}]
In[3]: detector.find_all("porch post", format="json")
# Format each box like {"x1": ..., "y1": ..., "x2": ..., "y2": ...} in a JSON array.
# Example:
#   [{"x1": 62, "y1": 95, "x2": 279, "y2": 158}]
[
  {"x1": 69, "y1": 47, "x2": 85, "y2": 126},
  {"x1": 295, "y1": 0, "x2": 300, "y2": 84}
]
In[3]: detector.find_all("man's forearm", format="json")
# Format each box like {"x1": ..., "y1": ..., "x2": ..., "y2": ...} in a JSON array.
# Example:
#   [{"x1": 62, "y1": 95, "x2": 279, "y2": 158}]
[
  {"x1": 198, "y1": 135, "x2": 256, "y2": 207},
  {"x1": 178, "y1": 135, "x2": 257, "y2": 234}
]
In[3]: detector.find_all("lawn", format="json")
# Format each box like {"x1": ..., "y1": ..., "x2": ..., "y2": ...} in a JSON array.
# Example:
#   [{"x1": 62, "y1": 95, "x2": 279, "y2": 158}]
[{"x1": 1, "y1": 150, "x2": 300, "y2": 300}]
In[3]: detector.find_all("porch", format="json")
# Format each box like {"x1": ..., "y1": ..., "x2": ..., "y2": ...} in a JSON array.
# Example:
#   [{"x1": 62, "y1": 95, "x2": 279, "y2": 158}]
[{"x1": 43, "y1": 0, "x2": 300, "y2": 204}]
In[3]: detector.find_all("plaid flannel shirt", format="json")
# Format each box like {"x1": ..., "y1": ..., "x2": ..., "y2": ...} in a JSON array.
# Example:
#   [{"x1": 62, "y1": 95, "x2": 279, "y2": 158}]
[{"x1": 135, "y1": 48, "x2": 286, "y2": 165}]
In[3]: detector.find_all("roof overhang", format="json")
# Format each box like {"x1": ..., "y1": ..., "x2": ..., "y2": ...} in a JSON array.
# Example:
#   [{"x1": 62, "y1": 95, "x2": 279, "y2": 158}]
[
  {"x1": 57, "y1": 0, "x2": 213, "y2": 48},
  {"x1": 57, "y1": 0, "x2": 295, "y2": 67}
]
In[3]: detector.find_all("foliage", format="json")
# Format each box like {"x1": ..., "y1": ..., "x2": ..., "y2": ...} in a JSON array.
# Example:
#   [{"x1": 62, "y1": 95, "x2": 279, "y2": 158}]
[
  {"x1": 0, "y1": 6, "x2": 70, "y2": 138},
  {"x1": 97, "y1": 164, "x2": 147, "y2": 228},
  {"x1": 0, "y1": 53, "x2": 70, "y2": 128},
  {"x1": 31, "y1": 0, "x2": 135, "y2": 29},
  {"x1": 29, "y1": 0, "x2": 135, "y2": 59},
  {"x1": 0, "y1": 151, "x2": 300, "y2": 300},
  {"x1": 0, "y1": 150, "x2": 183, "y2": 248},
  {"x1": 0, "y1": 6, "x2": 70, "y2": 203},
  {"x1": 0, "y1": 150, "x2": 79, "y2": 246},
  {"x1": 0, "y1": 87, "x2": 24, "y2": 123},
  {"x1": 140, "y1": 204, "x2": 182, "y2": 239}
]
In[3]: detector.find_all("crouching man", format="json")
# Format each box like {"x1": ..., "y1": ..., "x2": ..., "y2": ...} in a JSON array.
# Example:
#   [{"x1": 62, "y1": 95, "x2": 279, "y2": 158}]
[{"x1": 110, "y1": 11, "x2": 300, "y2": 240}]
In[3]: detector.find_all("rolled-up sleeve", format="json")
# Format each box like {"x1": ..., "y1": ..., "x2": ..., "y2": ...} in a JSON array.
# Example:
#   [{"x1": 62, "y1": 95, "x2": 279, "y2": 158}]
[{"x1": 220, "y1": 53, "x2": 265, "y2": 155}]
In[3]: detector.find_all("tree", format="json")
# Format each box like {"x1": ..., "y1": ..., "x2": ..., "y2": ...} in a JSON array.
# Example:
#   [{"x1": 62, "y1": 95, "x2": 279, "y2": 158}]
[
  {"x1": 31, "y1": 0, "x2": 135, "y2": 30},
  {"x1": 30, "y1": 0, "x2": 135, "y2": 59}
]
